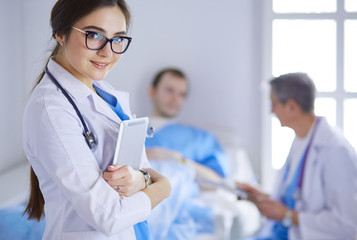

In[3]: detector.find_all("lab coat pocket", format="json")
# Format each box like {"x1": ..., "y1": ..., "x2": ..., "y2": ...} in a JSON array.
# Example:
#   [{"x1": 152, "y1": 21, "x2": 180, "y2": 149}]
[{"x1": 62, "y1": 230, "x2": 114, "y2": 240}]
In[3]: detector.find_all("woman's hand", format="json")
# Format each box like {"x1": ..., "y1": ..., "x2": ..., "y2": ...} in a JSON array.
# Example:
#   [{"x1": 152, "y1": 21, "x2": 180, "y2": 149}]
[{"x1": 103, "y1": 165, "x2": 145, "y2": 197}]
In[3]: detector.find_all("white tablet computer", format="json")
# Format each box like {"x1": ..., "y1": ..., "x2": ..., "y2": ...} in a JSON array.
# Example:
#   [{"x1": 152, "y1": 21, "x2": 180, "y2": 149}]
[{"x1": 112, "y1": 117, "x2": 149, "y2": 169}]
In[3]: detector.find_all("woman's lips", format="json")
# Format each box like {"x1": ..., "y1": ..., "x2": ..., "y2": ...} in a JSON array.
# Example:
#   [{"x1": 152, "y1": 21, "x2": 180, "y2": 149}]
[{"x1": 91, "y1": 60, "x2": 110, "y2": 70}]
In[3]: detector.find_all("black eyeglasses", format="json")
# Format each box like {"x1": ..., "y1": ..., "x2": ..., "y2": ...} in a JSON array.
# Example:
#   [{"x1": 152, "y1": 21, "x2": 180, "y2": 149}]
[{"x1": 71, "y1": 26, "x2": 132, "y2": 54}]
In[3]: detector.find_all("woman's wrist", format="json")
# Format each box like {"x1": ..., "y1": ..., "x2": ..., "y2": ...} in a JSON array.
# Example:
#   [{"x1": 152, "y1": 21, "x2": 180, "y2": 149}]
[{"x1": 139, "y1": 169, "x2": 150, "y2": 188}]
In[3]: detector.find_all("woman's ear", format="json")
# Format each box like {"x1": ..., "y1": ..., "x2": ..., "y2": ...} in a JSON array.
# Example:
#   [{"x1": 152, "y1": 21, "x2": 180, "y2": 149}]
[
  {"x1": 55, "y1": 33, "x2": 65, "y2": 46},
  {"x1": 148, "y1": 87, "x2": 156, "y2": 100}
]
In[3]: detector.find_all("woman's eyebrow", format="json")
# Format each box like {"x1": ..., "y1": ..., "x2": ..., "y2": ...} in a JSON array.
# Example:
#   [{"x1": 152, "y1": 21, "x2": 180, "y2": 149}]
[{"x1": 83, "y1": 25, "x2": 127, "y2": 35}]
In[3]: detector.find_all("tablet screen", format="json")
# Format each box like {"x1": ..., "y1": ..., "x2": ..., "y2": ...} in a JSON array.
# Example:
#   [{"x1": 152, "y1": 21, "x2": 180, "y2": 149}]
[{"x1": 112, "y1": 117, "x2": 149, "y2": 169}]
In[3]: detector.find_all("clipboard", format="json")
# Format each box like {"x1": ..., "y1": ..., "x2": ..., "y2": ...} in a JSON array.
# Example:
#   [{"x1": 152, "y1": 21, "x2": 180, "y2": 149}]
[
  {"x1": 112, "y1": 117, "x2": 149, "y2": 169},
  {"x1": 196, "y1": 178, "x2": 249, "y2": 200}
]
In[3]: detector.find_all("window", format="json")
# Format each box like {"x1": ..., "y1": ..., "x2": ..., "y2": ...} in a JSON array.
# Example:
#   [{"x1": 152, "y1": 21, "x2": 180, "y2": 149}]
[
  {"x1": 273, "y1": 0, "x2": 336, "y2": 13},
  {"x1": 346, "y1": 0, "x2": 357, "y2": 12},
  {"x1": 262, "y1": 0, "x2": 357, "y2": 189},
  {"x1": 345, "y1": 20, "x2": 357, "y2": 92}
]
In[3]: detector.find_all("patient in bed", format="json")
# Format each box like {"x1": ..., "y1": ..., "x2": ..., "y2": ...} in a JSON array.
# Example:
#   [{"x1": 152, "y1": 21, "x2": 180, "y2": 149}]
[
  {"x1": 146, "y1": 68, "x2": 228, "y2": 183},
  {"x1": 145, "y1": 68, "x2": 232, "y2": 239}
]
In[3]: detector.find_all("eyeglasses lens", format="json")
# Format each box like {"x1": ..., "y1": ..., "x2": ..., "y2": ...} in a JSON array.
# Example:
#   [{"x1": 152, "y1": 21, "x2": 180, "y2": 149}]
[{"x1": 86, "y1": 32, "x2": 129, "y2": 54}]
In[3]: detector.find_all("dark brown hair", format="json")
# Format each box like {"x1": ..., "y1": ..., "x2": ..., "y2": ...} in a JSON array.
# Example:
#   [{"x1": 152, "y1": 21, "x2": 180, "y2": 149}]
[
  {"x1": 151, "y1": 68, "x2": 187, "y2": 88},
  {"x1": 25, "y1": 0, "x2": 131, "y2": 221}
]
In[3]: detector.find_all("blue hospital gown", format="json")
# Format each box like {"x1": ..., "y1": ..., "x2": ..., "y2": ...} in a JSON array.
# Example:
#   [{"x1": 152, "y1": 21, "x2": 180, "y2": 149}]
[
  {"x1": 146, "y1": 123, "x2": 229, "y2": 239},
  {"x1": 145, "y1": 123, "x2": 228, "y2": 177}
]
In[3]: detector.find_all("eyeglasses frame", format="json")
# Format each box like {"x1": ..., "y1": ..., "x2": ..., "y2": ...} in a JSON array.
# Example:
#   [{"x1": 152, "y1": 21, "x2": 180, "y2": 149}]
[{"x1": 71, "y1": 26, "x2": 132, "y2": 54}]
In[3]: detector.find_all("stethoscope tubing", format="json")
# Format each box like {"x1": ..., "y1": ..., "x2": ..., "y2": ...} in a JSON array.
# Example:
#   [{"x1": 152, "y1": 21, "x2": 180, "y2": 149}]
[{"x1": 45, "y1": 67, "x2": 96, "y2": 149}]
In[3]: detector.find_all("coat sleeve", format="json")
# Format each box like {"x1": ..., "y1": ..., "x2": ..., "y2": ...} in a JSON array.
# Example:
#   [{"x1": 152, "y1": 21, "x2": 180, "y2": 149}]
[
  {"x1": 298, "y1": 145, "x2": 357, "y2": 239},
  {"x1": 23, "y1": 92, "x2": 151, "y2": 237}
]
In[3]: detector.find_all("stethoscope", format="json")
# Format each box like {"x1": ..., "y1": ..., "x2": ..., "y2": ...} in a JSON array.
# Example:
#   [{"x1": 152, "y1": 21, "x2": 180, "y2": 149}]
[
  {"x1": 283, "y1": 117, "x2": 322, "y2": 200},
  {"x1": 45, "y1": 67, "x2": 155, "y2": 150},
  {"x1": 45, "y1": 67, "x2": 98, "y2": 150}
]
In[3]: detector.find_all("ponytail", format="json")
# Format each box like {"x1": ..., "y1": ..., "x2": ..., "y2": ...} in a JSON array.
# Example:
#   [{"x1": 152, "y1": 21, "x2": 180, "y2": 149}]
[
  {"x1": 24, "y1": 168, "x2": 45, "y2": 221},
  {"x1": 24, "y1": 43, "x2": 60, "y2": 221},
  {"x1": 35, "y1": 43, "x2": 60, "y2": 86}
]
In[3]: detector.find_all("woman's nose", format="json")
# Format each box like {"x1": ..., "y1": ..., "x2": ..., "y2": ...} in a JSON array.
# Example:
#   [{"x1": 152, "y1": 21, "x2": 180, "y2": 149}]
[{"x1": 97, "y1": 41, "x2": 113, "y2": 57}]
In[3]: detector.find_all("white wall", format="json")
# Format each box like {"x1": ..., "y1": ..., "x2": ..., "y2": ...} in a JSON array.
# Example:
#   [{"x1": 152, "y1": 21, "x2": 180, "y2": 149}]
[
  {"x1": 1, "y1": 0, "x2": 263, "y2": 177},
  {"x1": 0, "y1": 1, "x2": 25, "y2": 173},
  {"x1": 22, "y1": 0, "x2": 56, "y2": 94},
  {"x1": 108, "y1": 0, "x2": 263, "y2": 175}
]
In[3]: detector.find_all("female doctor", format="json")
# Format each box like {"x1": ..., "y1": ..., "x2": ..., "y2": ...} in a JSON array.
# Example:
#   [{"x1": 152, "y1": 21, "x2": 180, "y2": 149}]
[
  {"x1": 23, "y1": 0, "x2": 171, "y2": 239},
  {"x1": 238, "y1": 73, "x2": 357, "y2": 240}
]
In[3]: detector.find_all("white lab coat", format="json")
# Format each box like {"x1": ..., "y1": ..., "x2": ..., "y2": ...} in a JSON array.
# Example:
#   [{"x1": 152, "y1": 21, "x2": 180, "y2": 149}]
[
  {"x1": 23, "y1": 59, "x2": 151, "y2": 240},
  {"x1": 267, "y1": 117, "x2": 357, "y2": 240}
]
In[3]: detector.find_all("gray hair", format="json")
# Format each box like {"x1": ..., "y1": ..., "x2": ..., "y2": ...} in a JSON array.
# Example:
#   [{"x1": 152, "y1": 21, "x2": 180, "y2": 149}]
[{"x1": 270, "y1": 72, "x2": 316, "y2": 113}]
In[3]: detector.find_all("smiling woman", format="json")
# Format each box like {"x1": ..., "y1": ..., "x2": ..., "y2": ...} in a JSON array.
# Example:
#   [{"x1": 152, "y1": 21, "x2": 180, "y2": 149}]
[
  {"x1": 53, "y1": 5, "x2": 129, "y2": 89},
  {"x1": 22, "y1": 0, "x2": 171, "y2": 239}
]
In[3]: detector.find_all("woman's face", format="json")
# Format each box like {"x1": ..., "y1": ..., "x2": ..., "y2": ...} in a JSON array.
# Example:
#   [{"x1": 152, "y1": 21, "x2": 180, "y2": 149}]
[{"x1": 55, "y1": 6, "x2": 127, "y2": 85}]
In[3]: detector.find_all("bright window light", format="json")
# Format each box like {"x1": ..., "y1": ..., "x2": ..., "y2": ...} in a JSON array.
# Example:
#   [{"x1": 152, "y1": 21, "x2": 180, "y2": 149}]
[
  {"x1": 271, "y1": 98, "x2": 336, "y2": 170},
  {"x1": 273, "y1": 0, "x2": 336, "y2": 13},
  {"x1": 315, "y1": 98, "x2": 336, "y2": 126},
  {"x1": 345, "y1": 0, "x2": 357, "y2": 12},
  {"x1": 271, "y1": 117, "x2": 294, "y2": 170},
  {"x1": 344, "y1": 99, "x2": 357, "y2": 151},
  {"x1": 267, "y1": 0, "x2": 357, "y2": 187},
  {"x1": 273, "y1": 20, "x2": 336, "y2": 92},
  {"x1": 344, "y1": 20, "x2": 357, "y2": 92}
]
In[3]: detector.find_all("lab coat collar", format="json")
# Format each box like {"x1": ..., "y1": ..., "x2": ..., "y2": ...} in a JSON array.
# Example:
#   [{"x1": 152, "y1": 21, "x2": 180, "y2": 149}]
[
  {"x1": 47, "y1": 59, "x2": 93, "y2": 102},
  {"x1": 309, "y1": 117, "x2": 330, "y2": 148},
  {"x1": 93, "y1": 81, "x2": 132, "y2": 120},
  {"x1": 46, "y1": 59, "x2": 122, "y2": 125},
  {"x1": 299, "y1": 117, "x2": 329, "y2": 202},
  {"x1": 301, "y1": 117, "x2": 329, "y2": 167}
]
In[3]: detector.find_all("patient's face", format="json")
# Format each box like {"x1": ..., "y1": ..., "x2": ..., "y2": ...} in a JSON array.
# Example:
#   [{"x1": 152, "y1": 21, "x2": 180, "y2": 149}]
[{"x1": 151, "y1": 72, "x2": 188, "y2": 118}]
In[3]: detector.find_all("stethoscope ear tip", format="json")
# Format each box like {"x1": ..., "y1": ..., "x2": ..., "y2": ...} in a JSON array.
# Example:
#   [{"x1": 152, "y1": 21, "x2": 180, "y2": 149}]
[{"x1": 146, "y1": 126, "x2": 155, "y2": 138}]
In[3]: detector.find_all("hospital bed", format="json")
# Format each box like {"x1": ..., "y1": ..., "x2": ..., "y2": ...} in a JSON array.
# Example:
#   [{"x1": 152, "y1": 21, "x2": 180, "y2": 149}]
[
  {"x1": 0, "y1": 161, "x2": 46, "y2": 240},
  {"x1": 0, "y1": 161, "x2": 30, "y2": 209},
  {"x1": 195, "y1": 128, "x2": 261, "y2": 240},
  {"x1": 0, "y1": 130, "x2": 261, "y2": 240}
]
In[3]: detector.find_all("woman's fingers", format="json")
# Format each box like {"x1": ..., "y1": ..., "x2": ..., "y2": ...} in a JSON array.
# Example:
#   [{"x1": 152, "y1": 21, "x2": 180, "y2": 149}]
[
  {"x1": 103, "y1": 165, "x2": 144, "y2": 196},
  {"x1": 103, "y1": 165, "x2": 127, "y2": 182},
  {"x1": 106, "y1": 175, "x2": 132, "y2": 186},
  {"x1": 108, "y1": 164, "x2": 121, "y2": 171}
]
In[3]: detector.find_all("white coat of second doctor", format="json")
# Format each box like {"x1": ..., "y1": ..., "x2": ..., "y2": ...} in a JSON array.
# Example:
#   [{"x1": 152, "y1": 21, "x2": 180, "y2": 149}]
[
  {"x1": 23, "y1": 59, "x2": 151, "y2": 240},
  {"x1": 262, "y1": 117, "x2": 357, "y2": 240}
]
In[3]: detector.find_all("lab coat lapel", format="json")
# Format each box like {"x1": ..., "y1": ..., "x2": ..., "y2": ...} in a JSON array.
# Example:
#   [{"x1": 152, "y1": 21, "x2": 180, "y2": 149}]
[
  {"x1": 90, "y1": 93, "x2": 122, "y2": 125},
  {"x1": 47, "y1": 59, "x2": 122, "y2": 125},
  {"x1": 300, "y1": 118, "x2": 327, "y2": 203},
  {"x1": 93, "y1": 81, "x2": 132, "y2": 119}
]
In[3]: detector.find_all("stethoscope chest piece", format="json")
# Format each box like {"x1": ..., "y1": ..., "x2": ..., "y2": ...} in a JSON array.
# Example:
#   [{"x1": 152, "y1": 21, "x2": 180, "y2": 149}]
[{"x1": 84, "y1": 131, "x2": 98, "y2": 150}]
